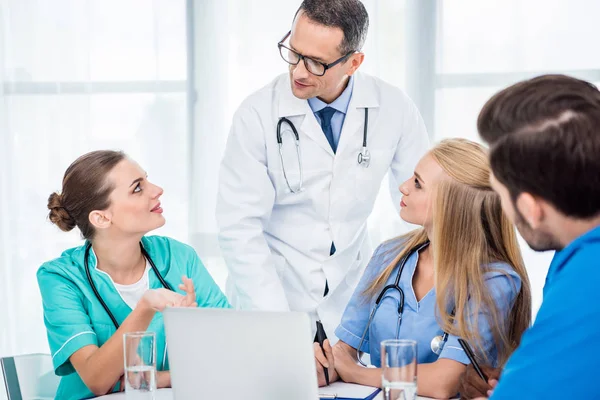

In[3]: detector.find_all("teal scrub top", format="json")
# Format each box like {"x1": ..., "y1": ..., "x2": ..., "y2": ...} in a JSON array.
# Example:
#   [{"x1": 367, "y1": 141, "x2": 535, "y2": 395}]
[{"x1": 37, "y1": 235, "x2": 231, "y2": 400}]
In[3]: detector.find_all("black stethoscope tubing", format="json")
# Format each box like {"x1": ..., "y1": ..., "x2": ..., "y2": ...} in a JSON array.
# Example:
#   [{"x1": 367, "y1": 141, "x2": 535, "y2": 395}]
[
  {"x1": 84, "y1": 242, "x2": 173, "y2": 329},
  {"x1": 276, "y1": 108, "x2": 370, "y2": 193},
  {"x1": 276, "y1": 108, "x2": 368, "y2": 146},
  {"x1": 379, "y1": 241, "x2": 451, "y2": 343},
  {"x1": 374, "y1": 241, "x2": 431, "y2": 313},
  {"x1": 356, "y1": 240, "x2": 452, "y2": 366}
]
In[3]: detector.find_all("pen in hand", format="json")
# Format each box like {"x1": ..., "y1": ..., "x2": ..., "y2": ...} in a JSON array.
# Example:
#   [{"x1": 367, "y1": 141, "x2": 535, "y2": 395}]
[
  {"x1": 458, "y1": 338, "x2": 489, "y2": 382},
  {"x1": 315, "y1": 320, "x2": 330, "y2": 386}
]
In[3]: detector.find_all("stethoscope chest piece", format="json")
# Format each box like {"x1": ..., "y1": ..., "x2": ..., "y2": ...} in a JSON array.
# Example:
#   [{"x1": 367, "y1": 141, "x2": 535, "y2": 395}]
[
  {"x1": 357, "y1": 146, "x2": 370, "y2": 168},
  {"x1": 430, "y1": 334, "x2": 446, "y2": 355}
]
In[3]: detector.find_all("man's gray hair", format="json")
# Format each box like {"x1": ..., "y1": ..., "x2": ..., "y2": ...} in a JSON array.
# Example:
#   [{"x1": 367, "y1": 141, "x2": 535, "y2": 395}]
[{"x1": 295, "y1": 0, "x2": 369, "y2": 55}]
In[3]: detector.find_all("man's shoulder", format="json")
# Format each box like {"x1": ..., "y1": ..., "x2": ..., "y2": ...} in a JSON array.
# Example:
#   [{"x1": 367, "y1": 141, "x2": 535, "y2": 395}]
[
  {"x1": 237, "y1": 73, "x2": 288, "y2": 112},
  {"x1": 535, "y1": 241, "x2": 600, "y2": 320},
  {"x1": 552, "y1": 239, "x2": 600, "y2": 283},
  {"x1": 354, "y1": 71, "x2": 413, "y2": 103}
]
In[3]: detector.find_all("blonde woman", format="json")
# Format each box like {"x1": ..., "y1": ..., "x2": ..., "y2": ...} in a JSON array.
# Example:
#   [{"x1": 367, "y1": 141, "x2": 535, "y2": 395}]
[{"x1": 314, "y1": 139, "x2": 531, "y2": 399}]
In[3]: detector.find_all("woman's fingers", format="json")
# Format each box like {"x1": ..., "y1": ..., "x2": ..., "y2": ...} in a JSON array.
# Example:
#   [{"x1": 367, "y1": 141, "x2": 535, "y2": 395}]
[
  {"x1": 151, "y1": 277, "x2": 195, "y2": 310},
  {"x1": 314, "y1": 342, "x2": 329, "y2": 368},
  {"x1": 315, "y1": 359, "x2": 326, "y2": 387},
  {"x1": 164, "y1": 290, "x2": 186, "y2": 309},
  {"x1": 178, "y1": 276, "x2": 196, "y2": 306},
  {"x1": 323, "y1": 339, "x2": 335, "y2": 367}
]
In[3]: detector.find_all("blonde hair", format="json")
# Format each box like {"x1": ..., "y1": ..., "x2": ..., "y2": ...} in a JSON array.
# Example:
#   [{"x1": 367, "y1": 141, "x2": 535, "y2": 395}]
[{"x1": 364, "y1": 138, "x2": 531, "y2": 366}]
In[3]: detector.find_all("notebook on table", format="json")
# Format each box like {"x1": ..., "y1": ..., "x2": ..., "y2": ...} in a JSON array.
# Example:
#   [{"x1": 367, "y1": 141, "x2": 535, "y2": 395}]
[{"x1": 319, "y1": 381, "x2": 380, "y2": 400}]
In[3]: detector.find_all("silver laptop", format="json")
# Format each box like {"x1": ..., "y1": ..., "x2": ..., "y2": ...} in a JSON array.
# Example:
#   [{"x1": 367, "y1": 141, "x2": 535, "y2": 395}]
[{"x1": 163, "y1": 308, "x2": 319, "y2": 400}]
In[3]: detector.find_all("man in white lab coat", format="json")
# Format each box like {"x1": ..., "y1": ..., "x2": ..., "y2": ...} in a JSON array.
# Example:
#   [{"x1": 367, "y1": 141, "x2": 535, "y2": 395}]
[{"x1": 217, "y1": 0, "x2": 429, "y2": 338}]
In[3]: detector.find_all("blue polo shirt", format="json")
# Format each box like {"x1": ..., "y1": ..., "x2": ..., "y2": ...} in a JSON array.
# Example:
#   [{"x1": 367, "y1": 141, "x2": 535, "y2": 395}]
[{"x1": 491, "y1": 225, "x2": 600, "y2": 399}]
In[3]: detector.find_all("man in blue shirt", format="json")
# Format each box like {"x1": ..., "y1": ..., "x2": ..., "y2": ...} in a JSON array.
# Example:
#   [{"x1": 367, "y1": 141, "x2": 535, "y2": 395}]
[{"x1": 458, "y1": 74, "x2": 600, "y2": 399}]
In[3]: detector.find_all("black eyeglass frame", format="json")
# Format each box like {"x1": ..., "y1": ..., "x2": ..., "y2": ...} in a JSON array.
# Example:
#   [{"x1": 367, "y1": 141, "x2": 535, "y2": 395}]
[{"x1": 277, "y1": 31, "x2": 356, "y2": 77}]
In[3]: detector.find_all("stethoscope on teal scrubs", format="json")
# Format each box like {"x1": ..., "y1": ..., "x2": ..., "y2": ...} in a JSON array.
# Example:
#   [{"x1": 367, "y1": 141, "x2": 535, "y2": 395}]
[
  {"x1": 277, "y1": 108, "x2": 370, "y2": 193},
  {"x1": 84, "y1": 242, "x2": 173, "y2": 369},
  {"x1": 356, "y1": 241, "x2": 451, "y2": 367}
]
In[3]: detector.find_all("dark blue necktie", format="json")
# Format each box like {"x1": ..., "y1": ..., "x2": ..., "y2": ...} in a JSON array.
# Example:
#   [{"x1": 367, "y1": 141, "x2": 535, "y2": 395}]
[
  {"x1": 317, "y1": 106, "x2": 337, "y2": 153},
  {"x1": 325, "y1": 239, "x2": 335, "y2": 297}
]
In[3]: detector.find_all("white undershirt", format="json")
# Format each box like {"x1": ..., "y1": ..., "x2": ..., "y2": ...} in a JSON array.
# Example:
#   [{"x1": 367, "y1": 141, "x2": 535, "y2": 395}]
[{"x1": 112, "y1": 261, "x2": 151, "y2": 310}]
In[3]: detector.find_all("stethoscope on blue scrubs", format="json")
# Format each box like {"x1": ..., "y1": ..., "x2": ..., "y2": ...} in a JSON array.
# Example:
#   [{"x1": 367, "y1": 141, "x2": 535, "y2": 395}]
[
  {"x1": 356, "y1": 241, "x2": 451, "y2": 367},
  {"x1": 84, "y1": 242, "x2": 173, "y2": 369},
  {"x1": 277, "y1": 108, "x2": 370, "y2": 193}
]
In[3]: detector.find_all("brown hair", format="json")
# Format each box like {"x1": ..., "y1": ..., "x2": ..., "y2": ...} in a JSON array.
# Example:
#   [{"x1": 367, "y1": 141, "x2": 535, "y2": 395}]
[
  {"x1": 47, "y1": 150, "x2": 126, "y2": 239},
  {"x1": 478, "y1": 74, "x2": 600, "y2": 218},
  {"x1": 365, "y1": 139, "x2": 531, "y2": 366}
]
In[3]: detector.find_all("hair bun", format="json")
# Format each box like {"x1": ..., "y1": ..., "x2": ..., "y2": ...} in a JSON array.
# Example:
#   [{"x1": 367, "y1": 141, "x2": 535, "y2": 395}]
[{"x1": 47, "y1": 192, "x2": 76, "y2": 232}]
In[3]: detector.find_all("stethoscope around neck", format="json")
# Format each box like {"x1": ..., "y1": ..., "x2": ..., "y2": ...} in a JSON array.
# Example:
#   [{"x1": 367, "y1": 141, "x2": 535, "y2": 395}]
[
  {"x1": 84, "y1": 242, "x2": 173, "y2": 369},
  {"x1": 276, "y1": 108, "x2": 370, "y2": 193},
  {"x1": 356, "y1": 241, "x2": 451, "y2": 367}
]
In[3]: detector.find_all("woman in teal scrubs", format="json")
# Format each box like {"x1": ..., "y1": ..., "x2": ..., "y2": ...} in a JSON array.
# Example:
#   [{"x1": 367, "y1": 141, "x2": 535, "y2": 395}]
[{"x1": 39, "y1": 150, "x2": 230, "y2": 400}]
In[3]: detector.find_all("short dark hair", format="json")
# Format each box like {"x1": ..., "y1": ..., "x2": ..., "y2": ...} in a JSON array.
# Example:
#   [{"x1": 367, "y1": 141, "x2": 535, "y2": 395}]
[
  {"x1": 48, "y1": 150, "x2": 126, "y2": 239},
  {"x1": 295, "y1": 0, "x2": 369, "y2": 55},
  {"x1": 477, "y1": 74, "x2": 600, "y2": 218}
]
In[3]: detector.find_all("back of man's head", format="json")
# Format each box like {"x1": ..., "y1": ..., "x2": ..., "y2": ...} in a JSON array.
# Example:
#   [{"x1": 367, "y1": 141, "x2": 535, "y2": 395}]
[{"x1": 478, "y1": 74, "x2": 600, "y2": 219}]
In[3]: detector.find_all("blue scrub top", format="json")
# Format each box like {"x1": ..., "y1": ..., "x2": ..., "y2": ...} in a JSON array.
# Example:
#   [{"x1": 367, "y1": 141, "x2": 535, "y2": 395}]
[
  {"x1": 335, "y1": 237, "x2": 522, "y2": 367},
  {"x1": 37, "y1": 235, "x2": 231, "y2": 400},
  {"x1": 491, "y1": 225, "x2": 600, "y2": 399}
]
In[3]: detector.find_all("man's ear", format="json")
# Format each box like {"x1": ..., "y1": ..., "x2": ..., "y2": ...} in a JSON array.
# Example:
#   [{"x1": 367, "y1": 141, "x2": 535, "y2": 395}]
[
  {"x1": 515, "y1": 192, "x2": 545, "y2": 229},
  {"x1": 88, "y1": 209, "x2": 112, "y2": 231},
  {"x1": 346, "y1": 52, "x2": 365, "y2": 76}
]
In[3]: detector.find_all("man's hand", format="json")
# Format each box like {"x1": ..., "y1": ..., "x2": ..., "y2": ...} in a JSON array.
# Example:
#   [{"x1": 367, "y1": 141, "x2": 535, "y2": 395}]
[{"x1": 459, "y1": 364, "x2": 501, "y2": 399}]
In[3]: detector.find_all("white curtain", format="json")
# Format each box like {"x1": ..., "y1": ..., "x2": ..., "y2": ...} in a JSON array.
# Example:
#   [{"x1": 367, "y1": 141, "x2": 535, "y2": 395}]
[{"x1": 0, "y1": 0, "x2": 189, "y2": 361}]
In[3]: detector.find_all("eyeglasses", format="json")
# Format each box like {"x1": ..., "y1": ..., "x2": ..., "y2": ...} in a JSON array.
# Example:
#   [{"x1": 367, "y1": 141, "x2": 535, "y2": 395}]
[{"x1": 277, "y1": 31, "x2": 355, "y2": 77}]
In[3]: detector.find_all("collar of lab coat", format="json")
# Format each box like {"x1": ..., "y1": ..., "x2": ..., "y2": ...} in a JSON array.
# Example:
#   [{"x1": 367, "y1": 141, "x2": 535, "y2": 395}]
[
  {"x1": 277, "y1": 71, "x2": 380, "y2": 118},
  {"x1": 277, "y1": 71, "x2": 380, "y2": 156}
]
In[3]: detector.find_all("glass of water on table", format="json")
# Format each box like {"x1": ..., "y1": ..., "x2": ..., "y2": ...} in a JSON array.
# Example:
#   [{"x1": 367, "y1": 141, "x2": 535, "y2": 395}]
[
  {"x1": 381, "y1": 339, "x2": 417, "y2": 400},
  {"x1": 123, "y1": 331, "x2": 157, "y2": 399}
]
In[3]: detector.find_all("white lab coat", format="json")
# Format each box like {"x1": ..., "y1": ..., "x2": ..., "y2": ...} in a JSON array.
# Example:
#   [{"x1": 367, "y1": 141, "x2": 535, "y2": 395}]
[{"x1": 216, "y1": 71, "x2": 429, "y2": 339}]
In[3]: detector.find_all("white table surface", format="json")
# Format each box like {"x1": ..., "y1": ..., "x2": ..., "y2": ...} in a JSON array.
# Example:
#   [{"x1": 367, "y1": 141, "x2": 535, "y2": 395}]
[
  {"x1": 93, "y1": 388, "x2": 172, "y2": 399},
  {"x1": 94, "y1": 388, "x2": 437, "y2": 399},
  {"x1": 374, "y1": 392, "x2": 433, "y2": 400}
]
